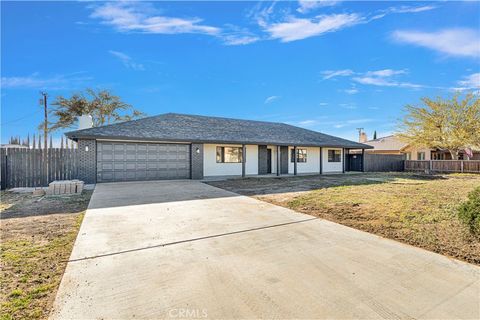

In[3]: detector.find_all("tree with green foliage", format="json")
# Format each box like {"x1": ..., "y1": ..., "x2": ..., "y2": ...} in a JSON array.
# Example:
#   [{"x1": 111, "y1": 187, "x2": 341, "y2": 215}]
[
  {"x1": 397, "y1": 93, "x2": 480, "y2": 159},
  {"x1": 373, "y1": 130, "x2": 377, "y2": 140},
  {"x1": 458, "y1": 187, "x2": 480, "y2": 235},
  {"x1": 46, "y1": 88, "x2": 145, "y2": 131}
]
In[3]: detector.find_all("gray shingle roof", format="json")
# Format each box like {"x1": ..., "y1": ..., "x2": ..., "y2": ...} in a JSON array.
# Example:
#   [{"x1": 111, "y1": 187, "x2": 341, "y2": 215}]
[{"x1": 65, "y1": 113, "x2": 372, "y2": 149}]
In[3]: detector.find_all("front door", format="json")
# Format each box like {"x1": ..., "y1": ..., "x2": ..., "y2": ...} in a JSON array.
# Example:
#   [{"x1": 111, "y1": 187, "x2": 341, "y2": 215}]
[
  {"x1": 266, "y1": 149, "x2": 272, "y2": 174},
  {"x1": 348, "y1": 154, "x2": 362, "y2": 171}
]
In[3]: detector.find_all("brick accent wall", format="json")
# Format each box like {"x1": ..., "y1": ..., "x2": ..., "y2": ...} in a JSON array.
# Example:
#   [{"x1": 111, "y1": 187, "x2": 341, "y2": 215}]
[
  {"x1": 191, "y1": 143, "x2": 204, "y2": 179},
  {"x1": 77, "y1": 139, "x2": 96, "y2": 184},
  {"x1": 258, "y1": 145, "x2": 268, "y2": 175}
]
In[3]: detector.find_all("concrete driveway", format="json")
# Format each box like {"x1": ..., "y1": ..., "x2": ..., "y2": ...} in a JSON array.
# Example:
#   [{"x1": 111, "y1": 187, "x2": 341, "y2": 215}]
[{"x1": 51, "y1": 180, "x2": 479, "y2": 319}]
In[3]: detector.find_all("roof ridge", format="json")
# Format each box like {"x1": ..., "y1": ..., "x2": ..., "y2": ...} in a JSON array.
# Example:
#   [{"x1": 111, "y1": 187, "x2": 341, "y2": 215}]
[
  {"x1": 366, "y1": 134, "x2": 396, "y2": 142},
  {"x1": 166, "y1": 112, "x2": 290, "y2": 126}
]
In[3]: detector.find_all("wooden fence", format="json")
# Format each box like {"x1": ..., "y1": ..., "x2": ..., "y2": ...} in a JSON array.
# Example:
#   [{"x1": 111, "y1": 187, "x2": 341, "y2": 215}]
[
  {"x1": 405, "y1": 160, "x2": 480, "y2": 173},
  {"x1": 364, "y1": 153, "x2": 405, "y2": 172},
  {"x1": 1, "y1": 148, "x2": 78, "y2": 189}
]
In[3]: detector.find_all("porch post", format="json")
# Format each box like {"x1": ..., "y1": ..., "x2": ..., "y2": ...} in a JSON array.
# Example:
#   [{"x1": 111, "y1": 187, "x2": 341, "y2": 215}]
[
  {"x1": 293, "y1": 146, "x2": 297, "y2": 175},
  {"x1": 342, "y1": 148, "x2": 346, "y2": 173},
  {"x1": 242, "y1": 144, "x2": 246, "y2": 177},
  {"x1": 276, "y1": 145, "x2": 280, "y2": 176},
  {"x1": 319, "y1": 147, "x2": 323, "y2": 174},
  {"x1": 361, "y1": 149, "x2": 365, "y2": 172}
]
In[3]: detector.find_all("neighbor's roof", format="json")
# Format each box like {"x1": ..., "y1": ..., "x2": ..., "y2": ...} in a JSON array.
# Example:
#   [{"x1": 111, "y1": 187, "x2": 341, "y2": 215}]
[
  {"x1": 65, "y1": 113, "x2": 372, "y2": 149},
  {"x1": 364, "y1": 135, "x2": 408, "y2": 151}
]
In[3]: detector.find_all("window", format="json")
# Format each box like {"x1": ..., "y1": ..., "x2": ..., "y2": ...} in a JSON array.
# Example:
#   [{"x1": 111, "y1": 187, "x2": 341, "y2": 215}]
[
  {"x1": 216, "y1": 146, "x2": 243, "y2": 163},
  {"x1": 290, "y1": 148, "x2": 307, "y2": 163},
  {"x1": 432, "y1": 152, "x2": 445, "y2": 160},
  {"x1": 328, "y1": 149, "x2": 341, "y2": 162},
  {"x1": 417, "y1": 152, "x2": 425, "y2": 160},
  {"x1": 405, "y1": 152, "x2": 411, "y2": 160}
]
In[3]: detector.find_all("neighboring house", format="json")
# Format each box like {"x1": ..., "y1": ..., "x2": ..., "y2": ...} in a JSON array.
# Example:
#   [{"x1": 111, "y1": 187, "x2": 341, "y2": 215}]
[
  {"x1": 65, "y1": 113, "x2": 372, "y2": 183},
  {"x1": 362, "y1": 135, "x2": 480, "y2": 160},
  {"x1": 400, "y1": 145, "x2": 480, "y2": 161},
  {"x1": 361, "y1": 135, "x2": 408, "y2": 155}
]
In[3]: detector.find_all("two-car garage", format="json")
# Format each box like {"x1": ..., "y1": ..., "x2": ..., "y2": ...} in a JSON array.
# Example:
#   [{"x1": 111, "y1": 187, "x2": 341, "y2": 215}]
[{"x1": 96, "y1": 141, "x2": 191, "y2": 182}]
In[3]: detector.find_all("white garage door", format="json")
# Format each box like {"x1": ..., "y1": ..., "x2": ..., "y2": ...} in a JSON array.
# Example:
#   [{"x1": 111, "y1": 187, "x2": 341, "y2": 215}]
[{"x1": 97, "y1": 142, "x2": 191, "y2": 182}]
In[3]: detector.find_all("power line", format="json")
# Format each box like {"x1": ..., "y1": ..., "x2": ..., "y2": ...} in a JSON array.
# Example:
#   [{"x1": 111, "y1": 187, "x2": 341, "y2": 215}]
[{"x1": 1, "y1": 110, "x2": 42, "y2": 126}]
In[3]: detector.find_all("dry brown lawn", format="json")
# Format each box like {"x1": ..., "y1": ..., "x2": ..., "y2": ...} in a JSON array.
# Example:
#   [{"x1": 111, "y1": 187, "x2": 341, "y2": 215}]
[
  {"x1": 207, "y1": 173, "x2": 480, "y2": 265},
  {"x1": 0, "y1": 190, "x2": 92, "y2": 320}
]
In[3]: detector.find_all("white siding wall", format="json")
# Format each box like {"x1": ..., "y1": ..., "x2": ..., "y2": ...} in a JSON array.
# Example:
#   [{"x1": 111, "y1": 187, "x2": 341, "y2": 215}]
[
  {"x1": 204, "y1": 144, "x2": 347, "y2": 176},
  {"x1": 288, "y1": 147, "x2": 320, "y2": 174},
  {"x1": 322, "y1": 147, "x2": 344, "y2": 173},
  {"x1": 245, "y1": 145, "x2": 258, "y2": 175},
  {"x1": 267, "y1": 145, "x2": 277, "y2": 174},
  {"x1": 203, "y1": 144, "x2": 258, "y2": 176}
]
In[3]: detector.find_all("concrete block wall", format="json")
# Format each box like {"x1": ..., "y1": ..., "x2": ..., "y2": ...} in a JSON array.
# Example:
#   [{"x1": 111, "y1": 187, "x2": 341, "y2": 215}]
[
  {"x1": 77, "y1": 139, "x2": 97, "y2": 184},
  {"x1": 191, "y1": 143, "x2": 204, "y2": 179}
]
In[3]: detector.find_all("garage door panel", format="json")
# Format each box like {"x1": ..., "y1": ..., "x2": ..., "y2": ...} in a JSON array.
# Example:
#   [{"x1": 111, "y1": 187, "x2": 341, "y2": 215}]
[
  {"x1": 101, "y1": 172, "x2": 114, "y2": 181},
  {"x1": 101, "y1": 163, "x2": 114, "y2": 170},
  {"x1": 146, "y1": 171, "x2": 157, "y2": 179},
  {"x1": 100, "y1": 153, "x2": 113, "y2": 161},
  {"x1": 125, "y1": 162, "x2": 137, "y2": 170},
  {"x1": 125, "y1": 171, "x2": 137, "y2": 180},
  {"x1": 147, "y1": 162, "x2": 158, "y2": 170},
  {"x1": 136, "y1": 162, "x2": 147, "y2": 170},
  {"x1": 114, "y1": 153, "x2": 125, "y2": 161},
  {"x1": 97, "y1": 142, "x2": 191, "y2": 182},
  {"x1": 114, "y1": 171, "x2": 126, "y2": 180},
  {"x1": 135, "y1": 171, "x2": 147, "y2": 180},
  {"x1": 126, "y1": 153, "x2": 136, "y2": 160},
  {"x1": 101, "y1": 144, "x2": 113, "y2": 151},
  {"x1": 114, "y1": 163, "x2": 125, "y2": 170}
]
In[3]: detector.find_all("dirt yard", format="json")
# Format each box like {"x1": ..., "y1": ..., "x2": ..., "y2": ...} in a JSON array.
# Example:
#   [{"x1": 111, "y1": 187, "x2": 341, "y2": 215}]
[
  {"x1": 207, "y1": 173, "x2": 480, "y2": 265},
  {"x1": 0, "y1": 190, "x2": 92, "y2": 320}
]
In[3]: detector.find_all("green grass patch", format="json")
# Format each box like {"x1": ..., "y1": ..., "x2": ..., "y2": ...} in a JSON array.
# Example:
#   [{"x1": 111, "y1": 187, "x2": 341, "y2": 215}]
[{"x1": 1, "y1": 190, "x2": 91, "y2": 320}]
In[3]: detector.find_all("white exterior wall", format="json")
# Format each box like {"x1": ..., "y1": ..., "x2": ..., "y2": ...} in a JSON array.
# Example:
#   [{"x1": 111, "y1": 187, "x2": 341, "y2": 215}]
[
  {"x1": 288, "y1": 147, "x2": 320, "y2": 174},
  {"x1": 204, "y1": 144, "x2": 348, "y2": 176},
  {"x1": 245, "y1": 145, "x2": 258, "y2": 175},
  {"x1": 203, "y1": 144, "x2": 258, "y2": 176},
  {"x1": 322, "y1": 147, "x2": 344, "y2": 173}
]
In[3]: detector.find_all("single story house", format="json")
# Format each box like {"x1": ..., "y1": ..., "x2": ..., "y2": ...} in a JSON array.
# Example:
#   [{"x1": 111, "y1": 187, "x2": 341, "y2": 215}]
[
  {"x1": 363, "y1": 135, "x2": 480, "y2": 160},
  {"x1": 361, "y1": 135, "x2": 407, "y2": 155},
  {"x1": 65, "y1": 113, "x2": 372, "y2": 183}
]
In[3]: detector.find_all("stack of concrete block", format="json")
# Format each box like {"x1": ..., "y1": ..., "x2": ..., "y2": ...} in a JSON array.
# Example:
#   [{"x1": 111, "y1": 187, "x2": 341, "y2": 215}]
[{"x1": 46, "y1": 180, "x2": 84, "y2": 195}]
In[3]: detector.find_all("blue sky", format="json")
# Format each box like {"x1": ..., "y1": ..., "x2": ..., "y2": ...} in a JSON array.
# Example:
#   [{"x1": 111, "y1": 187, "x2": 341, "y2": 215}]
[{"x1": 1, "y1": 1, "x2": 479, "y2": 144}]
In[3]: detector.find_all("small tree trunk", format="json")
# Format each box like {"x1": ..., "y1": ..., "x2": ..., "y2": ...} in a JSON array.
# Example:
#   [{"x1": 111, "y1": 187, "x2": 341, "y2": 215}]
[{"x1": 449, "y1": 150, "x2": 459, "y2": 160}]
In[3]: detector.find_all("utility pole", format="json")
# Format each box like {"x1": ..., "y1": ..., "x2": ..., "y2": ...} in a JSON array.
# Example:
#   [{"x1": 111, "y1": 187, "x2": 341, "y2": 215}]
[
  {"x1": 40, "y1": 92, "x2": 48, "y2": 185},
  {"x1": 356, "y1": 127, "x2": 364, "y2": 141}
]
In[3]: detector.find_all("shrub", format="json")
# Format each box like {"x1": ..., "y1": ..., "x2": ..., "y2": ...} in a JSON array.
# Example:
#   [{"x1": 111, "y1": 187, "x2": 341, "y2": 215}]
[{"x1": 458, "y1": 186, "x2": 480, "y2": 234}]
